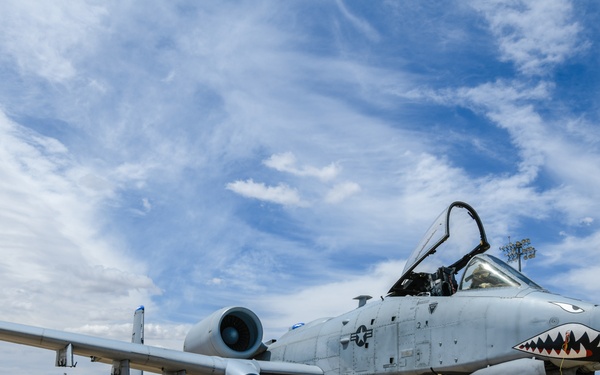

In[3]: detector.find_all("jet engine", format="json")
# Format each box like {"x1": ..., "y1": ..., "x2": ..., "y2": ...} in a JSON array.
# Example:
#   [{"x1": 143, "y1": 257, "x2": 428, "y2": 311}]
[{"x1": 183, "y1": 306, "x2": 264, "y2": 359}]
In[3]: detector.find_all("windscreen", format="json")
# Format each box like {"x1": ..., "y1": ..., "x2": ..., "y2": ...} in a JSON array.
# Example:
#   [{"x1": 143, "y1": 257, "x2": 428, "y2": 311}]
[{"x1": 460, "y1": 257, "x2": 519, "y2": 290}]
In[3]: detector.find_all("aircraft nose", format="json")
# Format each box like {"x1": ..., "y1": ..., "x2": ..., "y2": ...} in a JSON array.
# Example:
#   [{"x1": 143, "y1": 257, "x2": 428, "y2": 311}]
[
  {"x1": 587, "y1": 305, "x2": 600, "y2": 371},
  {"x1": 593, "y1": 304, "x2": 600, "y2": 323},
  {"x1": 513, "y1": 303, "x2": 600, "y2": 364},
  {"x1": 564, "y1": 305, "x2": 600, "y2": 361}
]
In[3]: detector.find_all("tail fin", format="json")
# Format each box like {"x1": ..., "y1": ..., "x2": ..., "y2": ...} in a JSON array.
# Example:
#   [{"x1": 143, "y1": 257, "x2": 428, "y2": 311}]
[
  {"x1": 131, "y1": 305, "x2": 145, "y2": 375},
  {"x1": 132, "y1": 305, "x2": 144, "y2": 344}
]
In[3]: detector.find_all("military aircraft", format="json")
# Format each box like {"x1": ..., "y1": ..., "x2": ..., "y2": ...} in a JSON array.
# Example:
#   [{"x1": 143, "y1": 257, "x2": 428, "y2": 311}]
[{"x1": 1, "y1": 201, "x2": 600, "y2": 375}]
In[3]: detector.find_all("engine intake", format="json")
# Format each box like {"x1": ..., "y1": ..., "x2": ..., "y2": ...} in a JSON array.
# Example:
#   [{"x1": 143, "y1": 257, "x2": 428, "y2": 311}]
[{"x1": 183, "y1": 307, "x2": 264, "y2": 359}]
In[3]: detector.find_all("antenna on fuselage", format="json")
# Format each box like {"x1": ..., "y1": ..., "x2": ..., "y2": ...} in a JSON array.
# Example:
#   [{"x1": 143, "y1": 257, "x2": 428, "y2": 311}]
[{"x1": 353, "y1": 295, "x2": 372, "y2": 308}]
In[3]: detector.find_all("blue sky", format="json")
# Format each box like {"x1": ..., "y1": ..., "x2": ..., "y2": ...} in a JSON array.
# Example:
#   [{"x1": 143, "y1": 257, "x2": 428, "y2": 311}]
[{"x1": 1, "y1": 1, "x2": 600, "y2": 373}]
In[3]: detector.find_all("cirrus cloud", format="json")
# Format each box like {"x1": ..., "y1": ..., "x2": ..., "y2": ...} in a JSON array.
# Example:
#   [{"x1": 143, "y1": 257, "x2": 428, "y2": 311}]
[
  {"x1": 263, "y1": 152, "x2": 340, "y2": 181},
  {"x1": 226, "y1": 179, "x2": 307, "y2": 207}
]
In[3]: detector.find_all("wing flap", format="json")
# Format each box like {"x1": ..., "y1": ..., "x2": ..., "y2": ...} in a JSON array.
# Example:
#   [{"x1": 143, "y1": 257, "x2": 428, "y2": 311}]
[{"x1": 0, "y1": 321, "x2": 322, "y2": 375}]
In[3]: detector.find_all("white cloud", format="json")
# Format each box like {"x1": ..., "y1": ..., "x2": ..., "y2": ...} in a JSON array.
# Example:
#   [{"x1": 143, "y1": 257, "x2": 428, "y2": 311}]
[
  {"x1": 547, "y1": 265, "x2": 600, "y2": 302},
  {"x1": 542, "y1": 231, "x2": 600, "y2": 269},
  {"x1": 471, "y1": 0, "x2": 584, "y2": 75},
  {"x1": 226, "y1": 179, "x2": 307, "y2": 207},
  {"x1": 71, "y1": 322, "x2": 189, "y2": 348},
  {"x1": 257, "y1": 259, "x2": 405, "y2": 337},
  {"x1": 427, "y1": 79, "x2": 600, "y2": 223},
  {"x1": 207, "y1": 277, "x2": 224, "y2": 286},
  {"x1": 0, "y1": 1, "x2": 599, "y2": 373},
  {"x1": 324, "y1": 182, "x2": 361, "y2": 204},
  {"x1": 142, "y1": 197, "x2": 152, "y2": 211},
  {"x1": 0, "y1": 112, "x2": 160, "y2": 332},
  {"x1": 0, "y1": 1, "x2": 107, "y2": 82},
  {"x1": 335, "y1": 0, "x2": 381, "y2": 42},
  {"x1": 263, "y1": 152, "x2": 340, "y2": 181}
]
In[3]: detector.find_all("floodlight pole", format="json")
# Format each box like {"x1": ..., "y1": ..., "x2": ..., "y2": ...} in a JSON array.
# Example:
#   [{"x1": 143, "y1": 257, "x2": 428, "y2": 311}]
[{"x1": 499, "y1": 237, "x2": 536, "y2": 272}]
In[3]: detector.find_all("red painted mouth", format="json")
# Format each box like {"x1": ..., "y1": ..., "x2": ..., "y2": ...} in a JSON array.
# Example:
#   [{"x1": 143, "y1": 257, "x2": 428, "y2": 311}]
[{"x1": 514, "y1": 323, "x2": 600, "y2": 361}]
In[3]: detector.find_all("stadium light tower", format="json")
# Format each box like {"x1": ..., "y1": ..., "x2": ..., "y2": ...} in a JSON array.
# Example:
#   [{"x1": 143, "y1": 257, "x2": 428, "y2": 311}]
[{"x1": 500, "y1": 237, "x2": 536, "y2": 272}]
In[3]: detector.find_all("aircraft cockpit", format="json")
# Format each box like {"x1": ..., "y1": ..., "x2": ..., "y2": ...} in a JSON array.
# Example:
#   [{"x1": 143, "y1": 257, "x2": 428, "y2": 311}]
[
  {"x1": 460, "y1": 255, "x2": 517, "y2": 289},
  {"x1": 459, "y1": 254, "x2": 544, "y2": 291},
  {"x1": 387, "y1": 202, "x2": 544, "y2": 297},
  {"x1": 388, "y1": 201, "x2": 490, "y2": 297}
]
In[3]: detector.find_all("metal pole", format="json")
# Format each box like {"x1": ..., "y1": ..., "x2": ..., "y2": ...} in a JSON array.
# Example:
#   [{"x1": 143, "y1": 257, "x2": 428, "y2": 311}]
[
  {"x1": 500, "y1": 238, "x2": 536, "y2": 272},
  {"x1": 518, "y1": 243, "x2": 522, "y2": 272}
]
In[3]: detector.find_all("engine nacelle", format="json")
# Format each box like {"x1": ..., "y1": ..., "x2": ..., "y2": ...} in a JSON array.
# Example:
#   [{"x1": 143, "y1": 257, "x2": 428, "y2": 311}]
[{"x1": 183, "y1": 306, "x2": 264, "y2": 359}]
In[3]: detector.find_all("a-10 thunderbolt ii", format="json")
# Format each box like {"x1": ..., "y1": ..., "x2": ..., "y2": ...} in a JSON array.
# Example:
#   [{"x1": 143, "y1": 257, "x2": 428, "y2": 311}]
[{"x1": 1, "y1": 201, "x2": 600, "y2": 375}]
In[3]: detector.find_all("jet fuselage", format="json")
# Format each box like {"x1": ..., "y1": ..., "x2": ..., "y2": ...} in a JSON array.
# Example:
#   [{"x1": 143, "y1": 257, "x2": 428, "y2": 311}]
[{"x1": 267, "y1": 286, "x2": 600, "y2": 374}]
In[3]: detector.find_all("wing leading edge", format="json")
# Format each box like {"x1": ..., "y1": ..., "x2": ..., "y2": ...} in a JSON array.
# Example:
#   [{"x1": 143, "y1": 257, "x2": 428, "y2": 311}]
[{"x1": 0, "y1": 320, "x2": 323, "y2": 375}]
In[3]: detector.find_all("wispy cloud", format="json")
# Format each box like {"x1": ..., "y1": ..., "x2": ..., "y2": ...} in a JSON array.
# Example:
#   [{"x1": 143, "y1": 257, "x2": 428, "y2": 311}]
[
  {"x1": 0, "y1": 110, "x2": 160, "y2": 329},
  {"x1": 324, "y1": 182, "x2": 361, "y2": 204},
  {"x1": 226, "y1": 179, "x2": 307, "y2": 207},
  {"x1": 471, "y1": 0, "x2": 585, "y2": 76},
  {"x1": 0, "y1": 1, "x2": 106, "y2": 82},
  {"x1": 0, "y1": 1, "x2": 599, "y2": 372},
  {"x1": 263, "y1": 152, "x2": 340, "y2": 181},
  {"x1": 335, "y1": 0, "x2": 381, "y2": 42},
  {"x1": 257, "y1": 259, "x2": 405, "y2": 336}
]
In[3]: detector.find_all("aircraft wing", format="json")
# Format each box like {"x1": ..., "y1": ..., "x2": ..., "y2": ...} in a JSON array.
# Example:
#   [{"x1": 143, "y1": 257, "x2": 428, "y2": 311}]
[{"x1": 0, "y1": 320, "x2": 323, "y2": 375}]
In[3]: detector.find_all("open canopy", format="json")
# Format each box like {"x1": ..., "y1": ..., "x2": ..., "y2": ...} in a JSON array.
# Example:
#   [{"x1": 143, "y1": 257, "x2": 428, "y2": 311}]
[{"x1": 388, "y1": 201, "x2": 490, "y2": 297}]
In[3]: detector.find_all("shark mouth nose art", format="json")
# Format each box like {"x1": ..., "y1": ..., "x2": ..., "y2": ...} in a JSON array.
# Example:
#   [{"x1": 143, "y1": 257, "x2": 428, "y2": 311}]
[{"x1": 514, "y1": 323, "x2": 600, "y2": 360}]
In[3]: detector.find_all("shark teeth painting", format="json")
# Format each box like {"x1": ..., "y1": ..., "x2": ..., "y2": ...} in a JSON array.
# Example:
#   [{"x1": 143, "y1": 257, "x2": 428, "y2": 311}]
[{"x1": 514, "y1": 323, "x2": 600, "y2": 360}]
